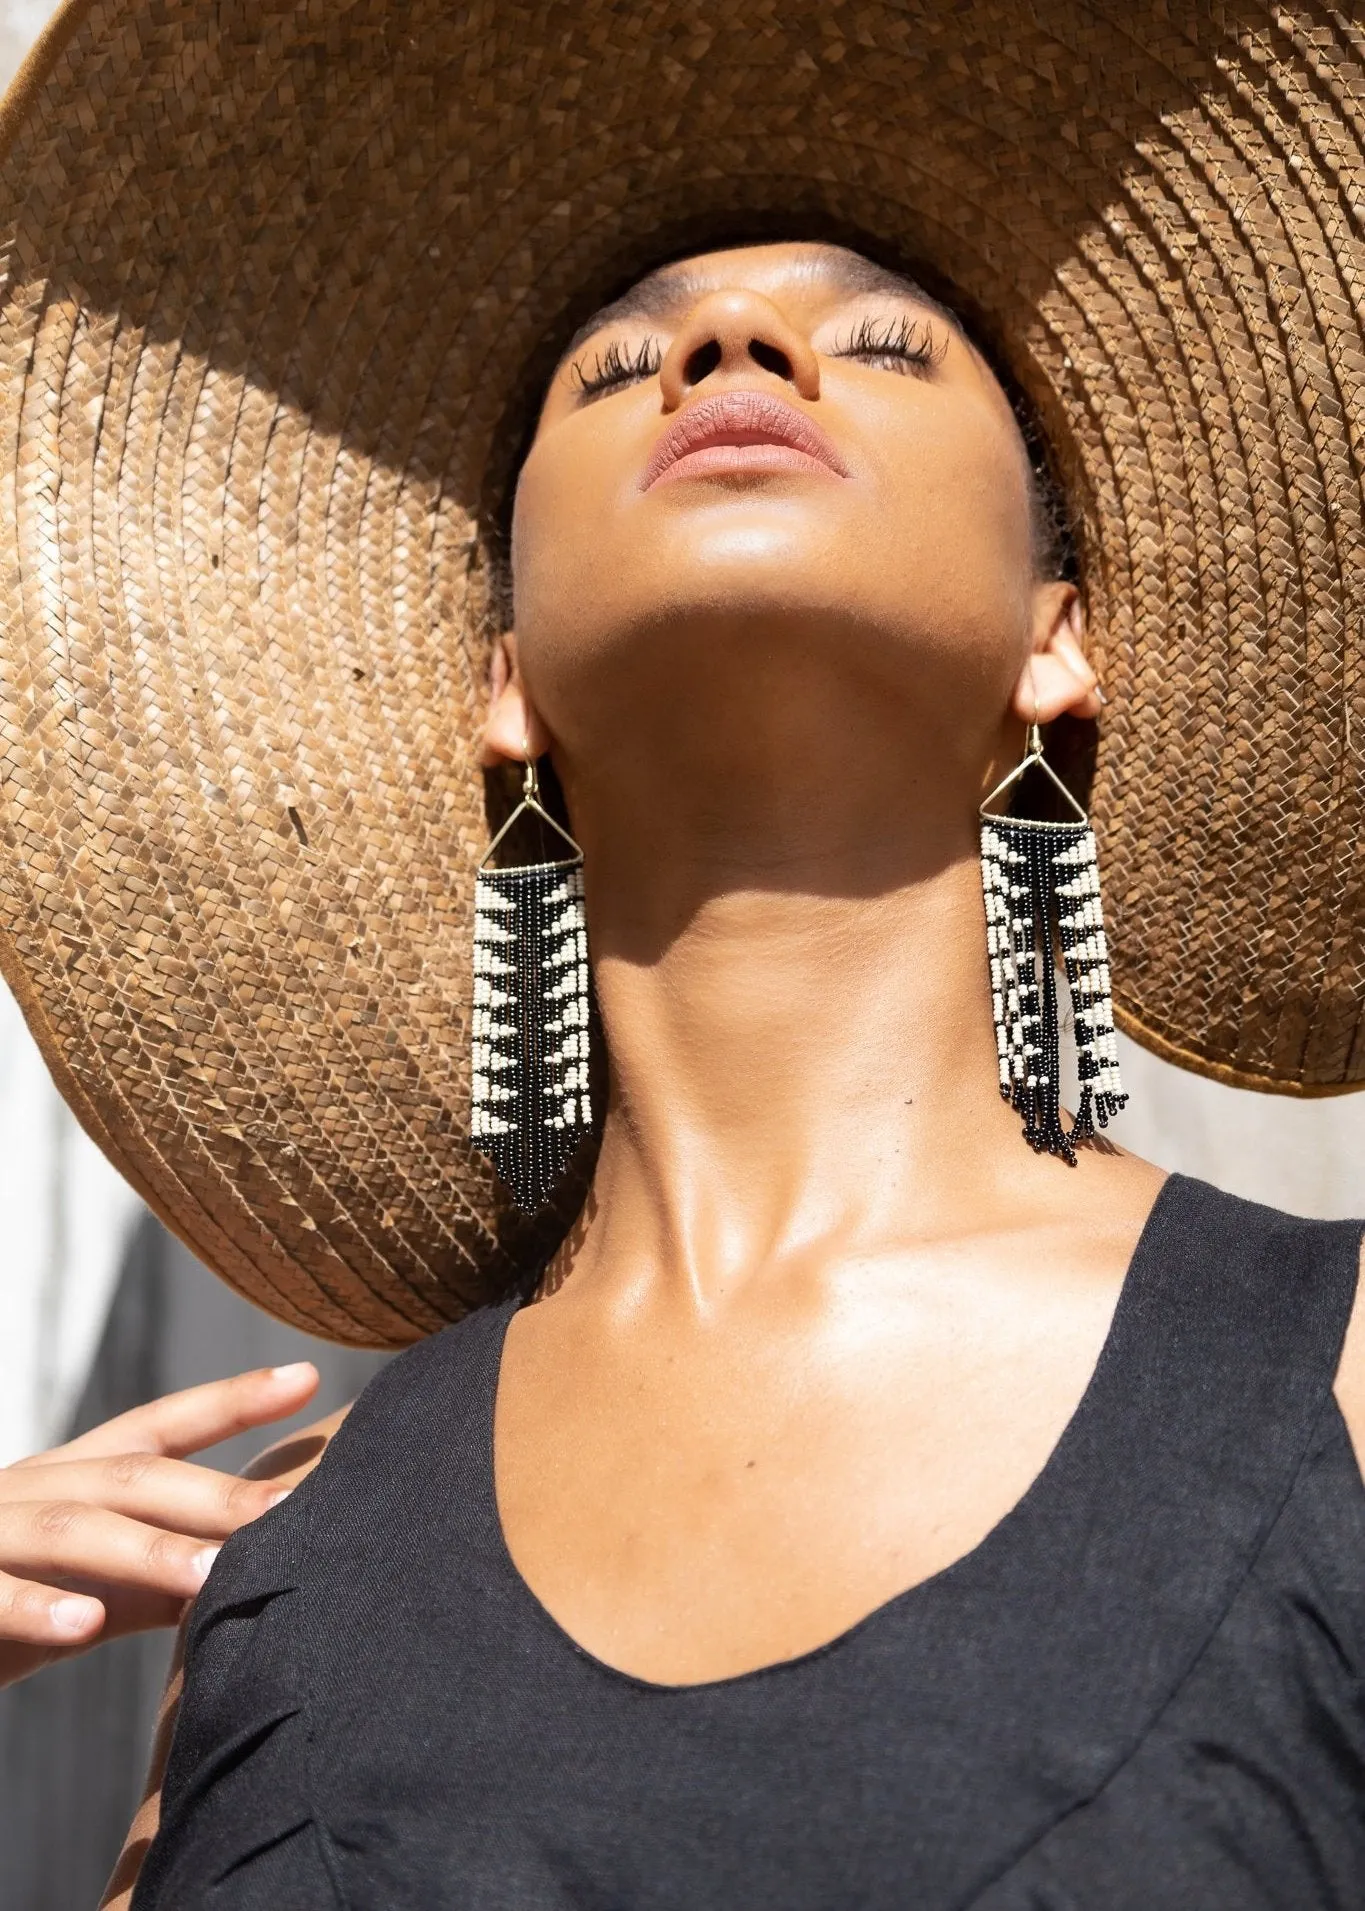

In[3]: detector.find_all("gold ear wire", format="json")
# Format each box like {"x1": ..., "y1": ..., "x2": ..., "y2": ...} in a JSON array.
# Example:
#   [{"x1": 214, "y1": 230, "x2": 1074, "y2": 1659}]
[
  {"x1": 479, "y1": 750, "x2": 582, "y2": 870},
  {"x1": 980, "y1": 701, "x2": 1087, "y2": 824}
]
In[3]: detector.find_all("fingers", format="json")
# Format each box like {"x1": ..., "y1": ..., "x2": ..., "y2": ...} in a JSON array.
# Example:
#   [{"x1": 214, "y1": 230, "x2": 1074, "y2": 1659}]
[
  {"x1": 0, "y1": 1370, "x2": 317, "y2": 1689},
  {"x1": 0, "y1": 1499, "x2": 224, "y2": 1606},
  {"x1": 4, "y1": 1454, "x2": 292, "y2": 1542},
  {"x1": 47, "y1": 1362, "x2": 319, "y2": 1464},
  {"x1": 0, "y1": 1571, "x2": 105, "y2": 1647},
  {"x1": 0, "y1": 1575, "x2": 190, "y2": 1688}
]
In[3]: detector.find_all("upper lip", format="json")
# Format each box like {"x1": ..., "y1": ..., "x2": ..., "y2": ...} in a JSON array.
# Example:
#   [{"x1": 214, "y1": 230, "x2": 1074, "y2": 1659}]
[{"x1": 642, "y1": 390, "x2": 849, "y2": 489}]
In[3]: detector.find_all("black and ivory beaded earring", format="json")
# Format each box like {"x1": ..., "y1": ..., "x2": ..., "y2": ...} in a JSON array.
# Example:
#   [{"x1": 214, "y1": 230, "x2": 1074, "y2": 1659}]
[
  {"x1": 470, "y1": 756, "x2": 592, "y2": 1210},
  {"x1": 979, "y1": 721, "x2": 1127, "y2": 1162}
]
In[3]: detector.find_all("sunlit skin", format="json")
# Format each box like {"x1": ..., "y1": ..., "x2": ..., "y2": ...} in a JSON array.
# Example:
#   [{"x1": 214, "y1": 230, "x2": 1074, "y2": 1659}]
[
  {"x1": 478, "y1": 242, "x2": 1170, "y2": 1684},
  {"x1": 101, "y1": 240, "x2": 1365, "y2": 1903}
]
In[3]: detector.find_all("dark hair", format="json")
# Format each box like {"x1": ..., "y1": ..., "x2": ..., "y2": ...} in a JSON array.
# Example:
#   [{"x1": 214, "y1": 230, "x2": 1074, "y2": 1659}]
[{"x1": 1019, "y1": 418, "x2": 1073, "y2": 583}]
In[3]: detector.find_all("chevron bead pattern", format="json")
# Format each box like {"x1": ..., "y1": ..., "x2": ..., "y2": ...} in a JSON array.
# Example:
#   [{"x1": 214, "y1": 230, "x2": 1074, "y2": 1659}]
[{"x1": 471, "y1": 860, "x2": 592, "y2": 1210}]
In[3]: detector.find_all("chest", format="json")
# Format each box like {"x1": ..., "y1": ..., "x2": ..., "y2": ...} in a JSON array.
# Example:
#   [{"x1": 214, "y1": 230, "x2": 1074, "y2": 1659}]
[
  {"x1": 143, "y1": 1184, "x2": 1365, "y2": 1910},
  {"x1": 493, "y1": 1257, "x2": 1125, "y2": 1684}
]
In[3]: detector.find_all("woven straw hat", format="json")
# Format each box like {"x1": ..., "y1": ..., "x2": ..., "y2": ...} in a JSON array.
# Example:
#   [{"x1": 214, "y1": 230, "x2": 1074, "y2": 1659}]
[{"x1": 0, "y1": 0, "x2": 1362, "y2": 1346}]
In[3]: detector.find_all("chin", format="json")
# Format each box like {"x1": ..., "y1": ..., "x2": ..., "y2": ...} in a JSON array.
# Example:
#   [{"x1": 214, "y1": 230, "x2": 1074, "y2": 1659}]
[
  {"x1": 644, "y1": 488, "x2": 855, "y2": 570},
  {"x1": 613, "y1": 515, "x2": 880, "y2": 635}
]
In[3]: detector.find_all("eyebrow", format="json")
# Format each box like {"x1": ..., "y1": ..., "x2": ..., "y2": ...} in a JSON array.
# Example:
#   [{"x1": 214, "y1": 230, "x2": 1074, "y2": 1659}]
[{"x1": 557, "y1": 255, "x2": 965, "y2": 366}]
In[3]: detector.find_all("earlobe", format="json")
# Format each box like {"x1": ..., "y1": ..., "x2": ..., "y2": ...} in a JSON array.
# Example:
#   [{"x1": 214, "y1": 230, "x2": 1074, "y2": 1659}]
[{"x1": 478, "y1": 632, "x2": 553, "y2": 768}]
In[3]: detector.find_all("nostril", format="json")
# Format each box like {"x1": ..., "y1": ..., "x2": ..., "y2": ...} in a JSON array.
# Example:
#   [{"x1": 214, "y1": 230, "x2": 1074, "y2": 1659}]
[
  {"x1": 749, "y1": 339, "x2": 792, "y2": 379},
  {"x1": 683, "y1": 339, "x2": 722, "y2": 386}
]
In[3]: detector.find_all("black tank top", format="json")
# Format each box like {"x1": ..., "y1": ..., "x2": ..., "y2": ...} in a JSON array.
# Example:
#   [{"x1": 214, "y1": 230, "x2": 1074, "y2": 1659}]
[{"x1": 133, "y1": 1176, "x2": 1365, "y2": 1909}]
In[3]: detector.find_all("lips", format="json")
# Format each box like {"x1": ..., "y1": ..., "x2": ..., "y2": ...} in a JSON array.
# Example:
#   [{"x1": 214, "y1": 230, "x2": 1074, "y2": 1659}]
[{"x1": 642, "y1": 390, "x2": 849, "y2": 490}]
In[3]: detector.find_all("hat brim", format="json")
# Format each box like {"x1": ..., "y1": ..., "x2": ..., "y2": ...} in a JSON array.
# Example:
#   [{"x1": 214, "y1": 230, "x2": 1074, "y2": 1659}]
[{"x1": 0, "y1": 0, "x2": 1361, "y2": 1344}]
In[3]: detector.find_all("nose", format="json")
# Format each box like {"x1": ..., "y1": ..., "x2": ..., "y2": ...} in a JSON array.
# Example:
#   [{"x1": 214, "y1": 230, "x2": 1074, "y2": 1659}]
[{"x1": 658, "y1": 289, "x2": 821, "y2": 408}]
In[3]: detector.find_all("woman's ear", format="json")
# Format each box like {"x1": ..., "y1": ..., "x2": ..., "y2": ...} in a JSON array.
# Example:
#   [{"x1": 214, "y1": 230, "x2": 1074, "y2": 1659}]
[
  {"x1": 478, "y1": 631, "x2": 553, "y2": 768},
  {"x1": 1010, "y1": 584, "x2": 1103, "y2": 724}
]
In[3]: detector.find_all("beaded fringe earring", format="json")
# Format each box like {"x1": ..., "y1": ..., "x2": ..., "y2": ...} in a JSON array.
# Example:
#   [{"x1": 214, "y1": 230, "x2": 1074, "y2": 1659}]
[
  {"x1": 979, "y1": 723, "x2": 1126, "y2": 1163},
  {"x1": 470, "y1": 758, "x2": 593, "y2": 1210}
]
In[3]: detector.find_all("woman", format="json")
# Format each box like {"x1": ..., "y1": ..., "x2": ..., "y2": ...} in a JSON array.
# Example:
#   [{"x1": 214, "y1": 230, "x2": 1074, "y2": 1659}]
[
  {"x1": 105, "y1": 229, "x2": 1365, "y2": 1907},
  {"x1": 1, "y1": 3, "x2": 1363, "y2": 1906}
]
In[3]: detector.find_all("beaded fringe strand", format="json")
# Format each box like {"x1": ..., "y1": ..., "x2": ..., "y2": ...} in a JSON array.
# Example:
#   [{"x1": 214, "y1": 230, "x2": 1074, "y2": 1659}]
[{"x1": 980, "y1": 816, "x2": 1126, "y2": 1164}]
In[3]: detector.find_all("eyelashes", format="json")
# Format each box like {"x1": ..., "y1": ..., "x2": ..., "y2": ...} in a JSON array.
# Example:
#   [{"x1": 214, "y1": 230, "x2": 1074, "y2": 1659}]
[
  {"x1": 831, "y1": 313, "x2": 945, "y2": 374},
  {"x1": 568, "y1": 313, "x2": 945, "y2": 401},
  {"x1": 571, "y1": 337, "x2": 664, "y2": 401}
]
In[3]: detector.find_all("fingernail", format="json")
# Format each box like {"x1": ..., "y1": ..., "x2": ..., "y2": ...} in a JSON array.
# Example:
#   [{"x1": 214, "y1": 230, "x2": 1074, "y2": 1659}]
[
  {"x1": 51, "y1": 1595, "x2": 101, "y2": 1635},
  {"x1": 191, "y1": 1545, "x2": 221, "y2": 1586},
  {"x1": 266, "y1": 1487, "x2": 293, "y2": 1509},
  {"x1": 269, "y1": 1362, "x2": 312, "y2": 1382},
  {"x1": 1094, "y1": 684, "x2": 1108, "y2": 705}
]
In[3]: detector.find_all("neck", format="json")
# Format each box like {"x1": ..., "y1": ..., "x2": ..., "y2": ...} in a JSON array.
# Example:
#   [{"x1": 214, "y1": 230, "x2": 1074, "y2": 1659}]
[{"x1": 560, "y1": 748, "x2": 1027, "y2": 1312}]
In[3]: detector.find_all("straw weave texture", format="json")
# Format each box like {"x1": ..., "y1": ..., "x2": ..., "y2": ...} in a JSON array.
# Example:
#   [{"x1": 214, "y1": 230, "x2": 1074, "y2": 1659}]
[{"x1": 0, "y1": 0, "x2": 1362, "y2": 1342}]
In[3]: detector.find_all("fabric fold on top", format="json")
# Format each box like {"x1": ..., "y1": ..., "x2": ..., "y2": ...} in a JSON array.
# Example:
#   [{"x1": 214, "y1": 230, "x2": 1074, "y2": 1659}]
[{"x1": 132, "y1": 1488, "x2": 334, "y2": 1908}]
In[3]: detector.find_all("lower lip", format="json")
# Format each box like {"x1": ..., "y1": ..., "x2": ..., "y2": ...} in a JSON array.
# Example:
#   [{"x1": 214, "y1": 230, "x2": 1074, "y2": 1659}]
[{"x1": 646, "y1": 442, "x2": 841, "y2": 488}]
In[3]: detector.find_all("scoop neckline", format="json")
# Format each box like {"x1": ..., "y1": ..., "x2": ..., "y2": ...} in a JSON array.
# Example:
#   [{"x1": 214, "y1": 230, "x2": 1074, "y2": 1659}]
[{"x1": 484, "y1": 1171, "x2": 1181, "y2": 1696}]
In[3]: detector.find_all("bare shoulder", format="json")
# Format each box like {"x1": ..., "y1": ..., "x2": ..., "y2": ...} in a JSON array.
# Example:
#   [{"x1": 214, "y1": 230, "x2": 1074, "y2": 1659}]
[
  {"x1": 98, "y1": 1403, "x2": 354, "y2": 1907},
  {"x1": 1069, "y1": 1142, "x2": 1168, "y2": 1250},
  {"x1": 239, "y1": 1402, "x2": 353, "y2": 1487},
  {"x1": 1334, "y1": 1237, "x2": 1365, "y2": 1476}
]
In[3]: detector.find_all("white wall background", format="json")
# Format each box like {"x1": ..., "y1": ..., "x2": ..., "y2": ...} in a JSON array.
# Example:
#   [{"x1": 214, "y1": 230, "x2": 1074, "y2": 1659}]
[
  {"x1": 0, "y1": 985, "x2": 141, "y2": 1463},
  {"x1": 0, "y1": 0, "x2": 1363, "y2": 1466},
  {"x1": 1108, "y1": 1038, "x2": 1365, "y2": 1218},
  {"x1": 0, "y1": 0, "x2": 50, "y2": 88},
  {"x1": 0, "y1": 0, "x2": 143, "y2": 1465}
]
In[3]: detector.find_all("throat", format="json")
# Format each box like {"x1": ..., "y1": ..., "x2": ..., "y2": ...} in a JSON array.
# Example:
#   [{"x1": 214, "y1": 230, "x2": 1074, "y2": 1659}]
[{"x1": 580, "y1": 860, "x2": 1017, "y2": 1299}]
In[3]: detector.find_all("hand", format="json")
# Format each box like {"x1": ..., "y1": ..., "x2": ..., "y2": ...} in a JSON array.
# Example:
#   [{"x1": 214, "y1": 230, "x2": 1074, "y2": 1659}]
[{"x1": 0, "y1": 1362, "x2": 320, "y2": 1687}]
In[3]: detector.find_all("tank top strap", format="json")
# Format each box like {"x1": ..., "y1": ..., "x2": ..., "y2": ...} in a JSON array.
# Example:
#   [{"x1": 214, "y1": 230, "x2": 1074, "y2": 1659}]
[
  {"x1": 305, "y1": 1294, "x2": 519, "y2": 1575},
  {"x1": 1091, "y1": 1171, "x2": 1362, "y2": 1524},
  {"x1": 904, "y1": 1172, "x2": 1364, "y2": 1899},
  {"x1": 1034, "y1": 1170, "x2": 1364, "y2": 1664}
]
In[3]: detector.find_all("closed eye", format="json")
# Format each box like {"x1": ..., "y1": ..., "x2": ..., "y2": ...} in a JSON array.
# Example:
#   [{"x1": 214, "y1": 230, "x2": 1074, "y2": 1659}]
[
  {"x1": 830, "y1": 314, "x2": 945, "y2": 376},
  {"x1": 571, "y1": 337, "x2": 664, "y2": 402}
]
